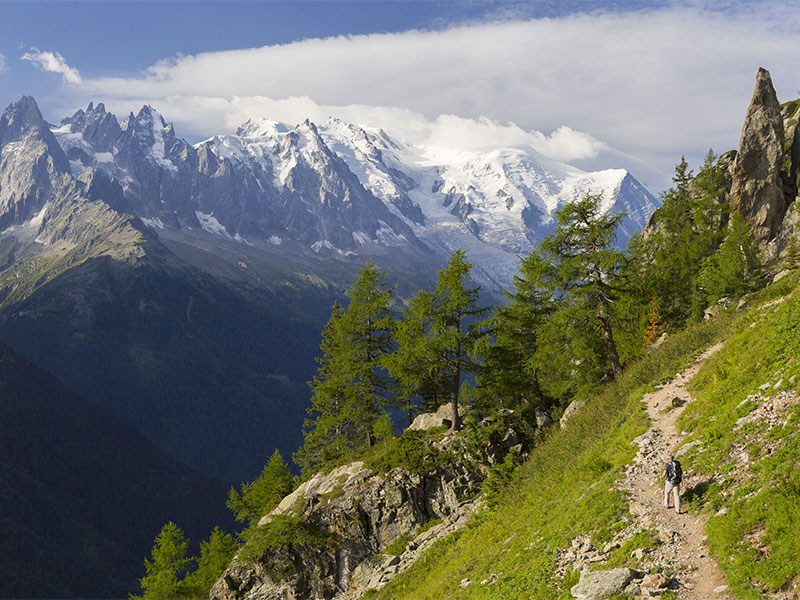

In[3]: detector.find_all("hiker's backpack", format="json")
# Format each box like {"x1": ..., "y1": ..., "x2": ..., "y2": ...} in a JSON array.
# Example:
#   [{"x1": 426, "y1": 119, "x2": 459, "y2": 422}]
[{"x1": 667, "y1": 460, "x2": 683, "y2": 484}]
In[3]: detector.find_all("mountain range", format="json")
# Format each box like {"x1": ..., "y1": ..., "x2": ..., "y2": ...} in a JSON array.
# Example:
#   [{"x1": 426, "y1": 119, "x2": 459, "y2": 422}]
[{"x1": 0, "y1": 94, "x2": 657, "y2": 596}]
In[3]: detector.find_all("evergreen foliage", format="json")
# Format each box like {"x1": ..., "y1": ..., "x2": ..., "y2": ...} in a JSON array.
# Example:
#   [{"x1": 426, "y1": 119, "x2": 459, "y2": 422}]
[
  {"x1": 226, "y1": 449, "x2": 294, "y2": 526},
  {"x1": 388, "y1": 250, "x2": 488, "y2": 430},
  {"x1": 693, "y1": 211, "x2": 762, "y2": 313},
  {"x1": 784, "y1": 232, "x2": 800, "y2": 270},
  {"x1": 295, "y1": 261, "x2": 396, "y2": 471},
  {"x1": 626, "y1": 151, "x2": 729, "y2": 328},
  {"x1": 538, "y1": 191, "x2": 626, "y2": 379},
  {"x1": 184, "y1": 527, "x2": 239, "y2": 598},
  {"x1": 131, "y1": 522, "x2": 191, "y2": 600},
  {"x1": 475, "y1": 247, "x2": 555, "y2": 411}
]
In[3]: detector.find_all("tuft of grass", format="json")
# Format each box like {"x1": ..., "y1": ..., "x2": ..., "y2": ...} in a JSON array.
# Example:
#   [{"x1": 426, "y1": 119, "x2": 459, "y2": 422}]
[{"x1": 386, "y1": 534, "x2": 412, "y2": 557}]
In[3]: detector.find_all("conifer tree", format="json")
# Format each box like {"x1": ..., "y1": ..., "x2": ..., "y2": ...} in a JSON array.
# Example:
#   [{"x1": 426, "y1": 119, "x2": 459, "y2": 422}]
[
  {"x1": 784, "y1": 233, "x2": 800, "y2": 270},
  {"x1": 631, "y1": 151, "x2": 729, "y2": 327},
  {"x1": 475, "y1": 247, "x2": 555, "y2": 411},
  {"x1": 295, "y1": 261, "x2": 395, "y2": 471},
  {"x1": 131, "y1": 522, "x2": 191, "y2": 600},
  {"x1": 643, "y1": 297, "x2": 664, "y2": 349},
  {"x1": 184, "y1": 527, "x2": 238, "y2": 598},
  {"x1": 694, "y1": 211, "x2": 761, "y2": 309},
  {"x1": 540, "y1": 191, "x2": 626, "y2": 378},
  {"x1": 388, "y1": 250, "x2": 487, "y2": 430},
  {"x1": 226, "y1": 450, "x2": 294, "y2": 526}
]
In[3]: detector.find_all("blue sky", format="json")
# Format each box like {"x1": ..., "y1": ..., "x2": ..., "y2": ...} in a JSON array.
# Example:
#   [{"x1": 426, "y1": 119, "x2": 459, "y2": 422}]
[{"x1": 1, "y1": 0, "x2": 798, "y2": 191}]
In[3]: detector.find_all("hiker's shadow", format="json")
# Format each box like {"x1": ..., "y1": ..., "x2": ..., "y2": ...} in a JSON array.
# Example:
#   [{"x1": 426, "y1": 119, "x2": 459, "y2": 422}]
[{"x1": 682, "y1": 476, "x2": 716, "y2": 507}]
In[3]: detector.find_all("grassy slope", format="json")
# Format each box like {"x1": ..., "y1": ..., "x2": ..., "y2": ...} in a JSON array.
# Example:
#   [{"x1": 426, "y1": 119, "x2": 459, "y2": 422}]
[
  {"x1": 678, "y1": 272, "x2": 800, "y2": 599},
  {"x1": 368, "y1": 305, "x2": 742, "y2": 599}
]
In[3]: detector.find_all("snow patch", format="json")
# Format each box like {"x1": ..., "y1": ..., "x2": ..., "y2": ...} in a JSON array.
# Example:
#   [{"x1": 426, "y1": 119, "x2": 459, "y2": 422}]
[
  {"x1": 311, "y1": 240, "x2": 355, "y2": 256},
  {"x1": 195, "y1": 211, "x2": 230, "y2": 238},
  {"x1": 141, "y1": 217, "x2": 165, "y2": 230}
]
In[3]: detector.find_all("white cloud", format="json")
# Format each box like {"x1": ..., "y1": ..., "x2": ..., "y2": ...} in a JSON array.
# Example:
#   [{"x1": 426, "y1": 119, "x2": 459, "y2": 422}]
[
  {"x1": 43, "y1": 4, "x2": 800, "y2": 190},
  {"x1": 21, "y1": 47, "x2": 82, "y2": 84},
  {"x1": 0, "y1": 52, "x2": 6, "y2": 73}
]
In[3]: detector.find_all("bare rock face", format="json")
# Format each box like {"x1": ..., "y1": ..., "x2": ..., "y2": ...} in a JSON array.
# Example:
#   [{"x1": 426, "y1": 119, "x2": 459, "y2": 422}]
[
  {"x1": 210, "y1": 416, "x2": 533, "y2": 600},
  {"x1": 729, "y1": 68, "x2": 786, "y2": 246}
]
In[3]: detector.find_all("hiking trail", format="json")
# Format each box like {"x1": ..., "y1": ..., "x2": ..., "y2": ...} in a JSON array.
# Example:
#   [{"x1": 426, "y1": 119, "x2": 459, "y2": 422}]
[{"x1": 620, "y1": 343, "x2": 734, "y2": 599}]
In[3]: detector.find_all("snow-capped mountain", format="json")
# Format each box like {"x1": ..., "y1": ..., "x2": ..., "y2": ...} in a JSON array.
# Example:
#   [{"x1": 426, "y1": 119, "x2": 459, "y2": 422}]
[{"x1": 52, "y1": 103, "x2": 658, "y2": 290}]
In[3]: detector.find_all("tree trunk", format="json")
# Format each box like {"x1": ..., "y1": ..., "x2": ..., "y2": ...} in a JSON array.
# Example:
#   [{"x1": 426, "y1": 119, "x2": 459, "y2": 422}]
[
  {"x1": 598, "y1": 303, "x2": 622, "y2": 378},
  {"x1": 532, "y1": 368, "x2": 548, "y2": 410}
]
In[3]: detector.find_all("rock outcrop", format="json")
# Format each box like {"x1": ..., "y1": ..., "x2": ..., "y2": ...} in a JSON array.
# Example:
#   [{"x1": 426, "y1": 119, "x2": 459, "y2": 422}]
[
  {"x1": 210, "y1": 411, "x2": 532, "y2": 600},
  {"x1": 729, "y1": 67, "x2": 786, "y2": 247}
]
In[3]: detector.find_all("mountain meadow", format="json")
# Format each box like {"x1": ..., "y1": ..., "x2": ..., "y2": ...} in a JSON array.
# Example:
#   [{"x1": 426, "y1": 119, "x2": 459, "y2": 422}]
[{"x1": 0, "y1": 53, "x2": 798, "y2": 600}]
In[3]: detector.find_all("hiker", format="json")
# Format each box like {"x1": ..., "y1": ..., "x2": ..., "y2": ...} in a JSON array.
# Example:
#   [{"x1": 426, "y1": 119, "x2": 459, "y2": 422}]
[{"x1": 659, "y1": 454, "x2": 683, "y2": 514}]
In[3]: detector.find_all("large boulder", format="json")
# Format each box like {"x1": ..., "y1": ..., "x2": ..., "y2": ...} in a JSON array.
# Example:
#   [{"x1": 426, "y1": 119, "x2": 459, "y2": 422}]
[
  {"x1": 729, "y1": 68, "x2": 786, "y2": 247},
  {"x1": 408, "y1": 403, "x2": 465, "y2": 431},
  {"x1": 570, "y1": 568, "x2": 640, "y2": 600},
  {"x1": 560, "y1": 399, "x2": 586, "y2": 429}
]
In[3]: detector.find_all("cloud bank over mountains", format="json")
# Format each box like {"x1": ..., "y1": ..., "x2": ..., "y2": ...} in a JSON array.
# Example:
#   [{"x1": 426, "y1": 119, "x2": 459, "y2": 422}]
[{"x1": 18, "y1": 4, "x2": 800, "y2": 190}]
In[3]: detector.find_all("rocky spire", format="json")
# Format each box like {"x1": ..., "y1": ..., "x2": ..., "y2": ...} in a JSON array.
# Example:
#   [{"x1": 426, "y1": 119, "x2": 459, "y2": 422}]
[{"x1": 729, "y1": 67, "x2": 786, "y2": 246}]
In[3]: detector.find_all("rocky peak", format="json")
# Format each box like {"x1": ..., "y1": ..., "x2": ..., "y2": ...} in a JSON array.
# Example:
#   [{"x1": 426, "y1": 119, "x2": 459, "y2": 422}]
[
  {"x1": 729, "y1": 67, "x2": 786, "y2": 246},
  {"x1": 1, "y1": 96, "x2": 58, "y2": 147},
  {"x1": 60, "y1": 102, "x2": 122, "y2": 153},
  {"x1": 0, "y1": 97, "x2": 72, "y2": 229},
  {"x1": 121, "y1": 106, "x2": 169, "y2": 145}
]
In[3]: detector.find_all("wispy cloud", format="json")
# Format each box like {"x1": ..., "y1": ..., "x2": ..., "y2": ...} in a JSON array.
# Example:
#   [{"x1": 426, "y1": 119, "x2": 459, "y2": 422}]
[
  {"x1": 21, "y1": 47, "x2": 82, "y2": 84},
  {"x1": 0, "y1": 52, "x2": 7, "y2": 73},
  {"x1": 36, "y1": 4, "x2": 800, "y2": 190}
]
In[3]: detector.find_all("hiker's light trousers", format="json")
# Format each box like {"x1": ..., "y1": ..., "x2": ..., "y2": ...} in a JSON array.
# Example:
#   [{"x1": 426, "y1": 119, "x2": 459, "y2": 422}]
[{"x1": 663, "y1": 480, "x2": 681, "y2": 513}]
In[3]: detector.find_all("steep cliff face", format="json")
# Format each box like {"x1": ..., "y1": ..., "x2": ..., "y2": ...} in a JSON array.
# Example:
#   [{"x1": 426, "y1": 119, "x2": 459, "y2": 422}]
[
  {"x1": 728, "y1": 68, "x2": 799, "y2": 259},
  {"x1": 210, "y1": 410, "x2": 532, "y2": 600},
  {"x1": 729, "y1": 68, "x2": 786, "y2": 247}
]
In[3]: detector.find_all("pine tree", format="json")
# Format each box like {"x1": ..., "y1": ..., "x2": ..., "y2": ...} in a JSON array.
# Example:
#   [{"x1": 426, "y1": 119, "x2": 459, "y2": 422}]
[
  {"x1": 631, "y1": 152, "x2": 730, "y2": 327},
  {"x1": 694, "y1": 211, "x2": 761, "y2": 308},
  {"x1": 226, "y1": 450, "x2": 294, "y2": 526},
  {"x1": 540, "y1": 191, "x2": 626, "y2": 378},
  {"x1": 131, "y1": 522, "x2": 191, "y2": 600}
]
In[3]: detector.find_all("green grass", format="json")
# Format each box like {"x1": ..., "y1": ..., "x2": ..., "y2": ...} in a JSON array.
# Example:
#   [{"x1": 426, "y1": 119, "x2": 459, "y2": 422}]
[
  {"x1": 365, "y1": 312, "x2": 736, "y2": 600},
  {"x1": 676, "y1": 273, "x2": 800, "y2": 599}
]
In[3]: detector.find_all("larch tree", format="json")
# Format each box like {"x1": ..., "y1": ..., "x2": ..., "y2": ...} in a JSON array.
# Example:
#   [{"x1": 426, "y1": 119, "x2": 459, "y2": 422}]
[
  {"x1": 389, "y1": 250, "x2": 487, "y2": 430},
  {"x1": 476, "y1": 247, "x2": 555, "y2": 411},
  {"x1": 540, "y1": 191, "x2": 626, "y2": 379},
  {"x1": 295, "y1": 261, "x2": 395, "y2": 471},
  {"x1": 131, "y1": 522, "x2": 191, "y2": 600}
]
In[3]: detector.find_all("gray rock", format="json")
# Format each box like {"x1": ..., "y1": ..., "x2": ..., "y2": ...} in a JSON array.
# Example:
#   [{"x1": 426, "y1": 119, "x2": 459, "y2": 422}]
[
  {"x1": 408, "y1": 403, "x2": 466, "y2": 431},
  {"x1": 729, "y1": 68, "x2": 786, "y2": 247},
  {"x1": 534, "y1": 407, "x2": 553, "y2": 429},
  {"x1": 560, "y1": 399, "x2": 586, "y2": 429},
  {"x1": 675, "y1": 440, "x2": 702, "y2": 458},
  {"x1": 570, "y1": 568, "x2": 639, "y2": 600}
]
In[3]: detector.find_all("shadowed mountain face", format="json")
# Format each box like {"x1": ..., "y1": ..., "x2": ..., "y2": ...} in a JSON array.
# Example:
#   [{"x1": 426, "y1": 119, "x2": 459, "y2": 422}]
[
  {"x1": 0, "y1": 96, "x2": 348, "y2": 483},
  {"x1": 0, "y1": 342, "x2": 233, "y2": 599},
  {"x1": 0, "y1": 95, "x2": 657, "y2": 479}
]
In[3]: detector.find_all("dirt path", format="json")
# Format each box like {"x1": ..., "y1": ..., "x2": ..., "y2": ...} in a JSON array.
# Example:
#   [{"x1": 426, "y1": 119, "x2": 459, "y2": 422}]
[{"x1": 620, "y1": 343, "x2": 734, "y2": 599}]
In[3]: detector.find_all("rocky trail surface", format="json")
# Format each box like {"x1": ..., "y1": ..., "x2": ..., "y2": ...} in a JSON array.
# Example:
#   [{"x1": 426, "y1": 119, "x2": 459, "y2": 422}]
[{"x1": 620, "y1": 343, "x2": 734, "y2": 599}]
